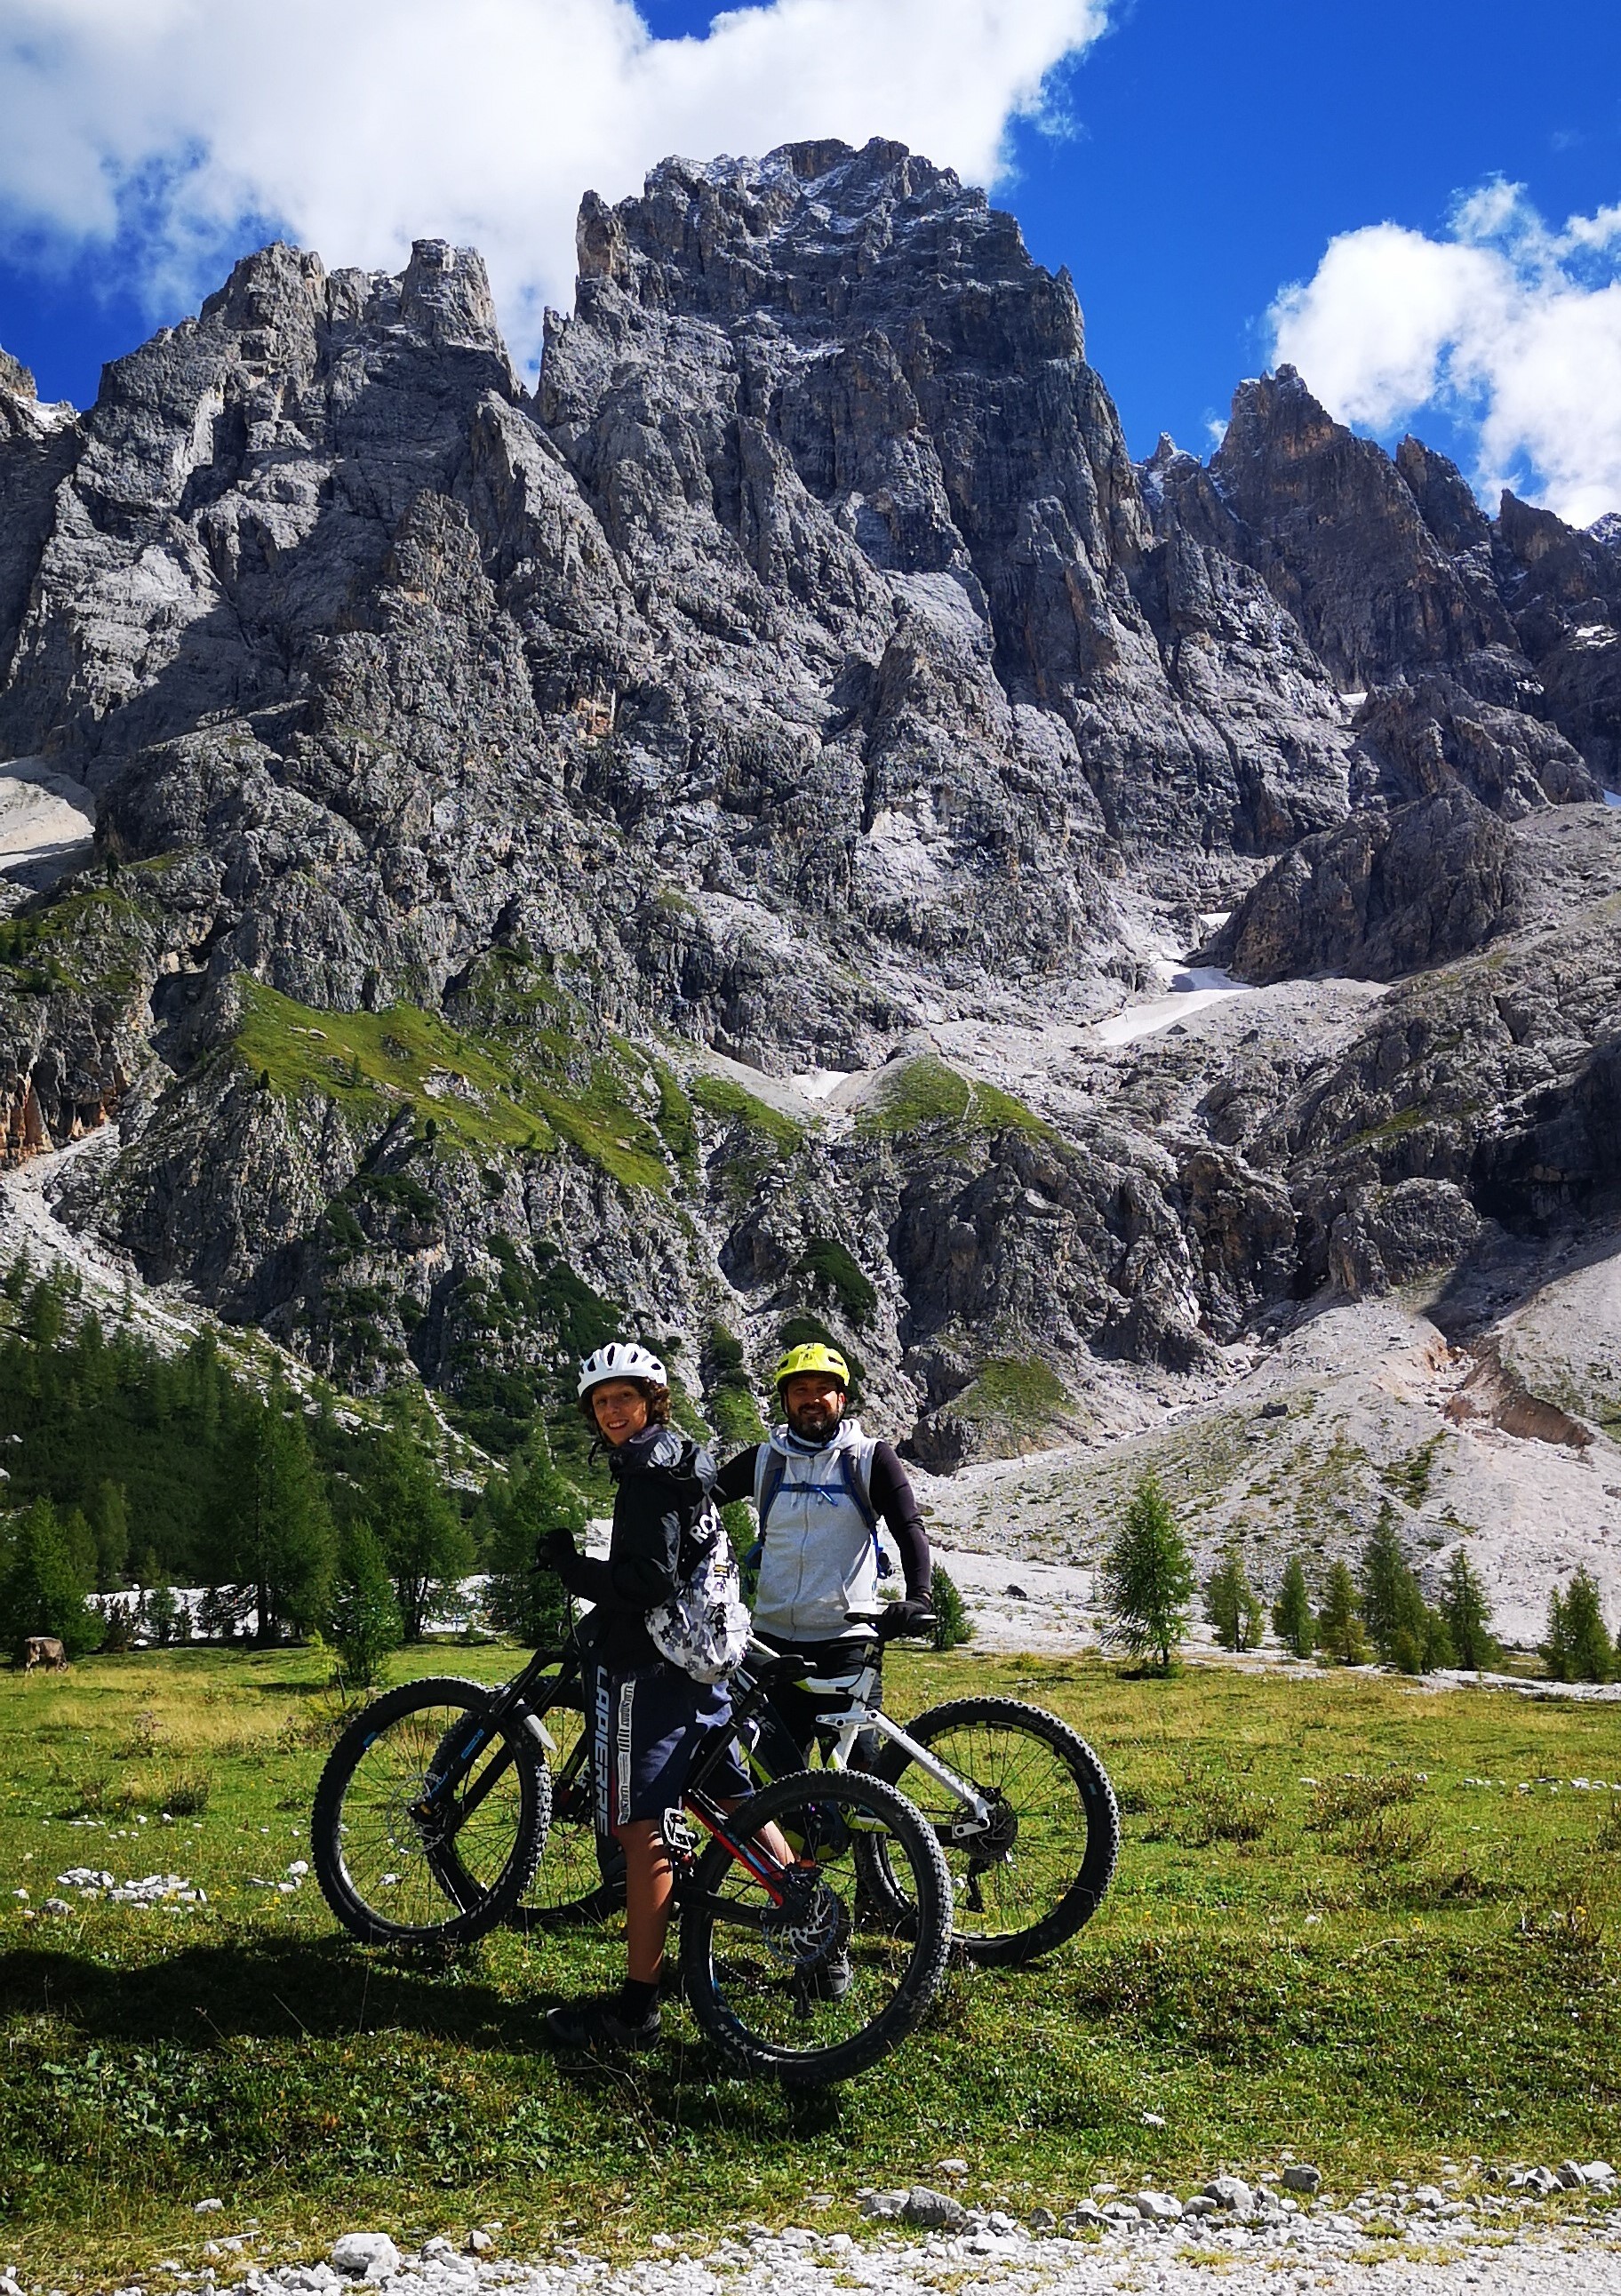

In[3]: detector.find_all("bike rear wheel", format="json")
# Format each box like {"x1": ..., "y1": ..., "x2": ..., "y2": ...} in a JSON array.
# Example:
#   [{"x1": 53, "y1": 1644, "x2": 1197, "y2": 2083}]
[
  {"x1": 680, "y1": 1768, "x2": 952, "y2": 2086},
  {"x1": 863, "y1": 1696, "x2": 1118, "y2": 1964},
  {"x1": 312, "y1": 1676, "x2": 548, "y2": 1947}
]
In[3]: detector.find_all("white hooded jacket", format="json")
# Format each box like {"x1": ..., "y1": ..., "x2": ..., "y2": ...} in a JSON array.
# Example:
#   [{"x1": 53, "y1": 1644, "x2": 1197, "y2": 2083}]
[{"x1": 749, "y1": 1418, "x2": 881, "y2": 1642}]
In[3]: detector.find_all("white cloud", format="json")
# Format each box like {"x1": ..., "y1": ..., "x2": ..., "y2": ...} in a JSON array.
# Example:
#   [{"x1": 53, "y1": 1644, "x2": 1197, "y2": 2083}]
[
  {"x1": 1270, "y1": 181, "x2": 1621, "y2": 528},
  {"x1": 0, "y1": 0, "x2": 1107, "y2": 369}
]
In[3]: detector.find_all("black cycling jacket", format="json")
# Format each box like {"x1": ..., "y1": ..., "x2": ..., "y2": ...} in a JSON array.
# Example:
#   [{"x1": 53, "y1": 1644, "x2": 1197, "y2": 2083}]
[{"x1": 551, "y1": 1425, "x2": 713, "y2": 1669}]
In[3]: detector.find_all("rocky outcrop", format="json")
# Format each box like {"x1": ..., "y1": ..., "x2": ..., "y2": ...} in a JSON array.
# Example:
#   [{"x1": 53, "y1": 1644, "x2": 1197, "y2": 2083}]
[
  {"x1": 4, "y1": 139, "x2": 1621, "y2": 1460},
  {"x1": 1210, "y1": 787, "x2": 1524, "y2": 984}
]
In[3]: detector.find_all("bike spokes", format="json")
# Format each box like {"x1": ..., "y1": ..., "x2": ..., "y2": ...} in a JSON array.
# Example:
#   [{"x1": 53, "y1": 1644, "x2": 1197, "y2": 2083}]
[{"x1": 681, "y1": 1770, "x2": 952, "y2": 2084}]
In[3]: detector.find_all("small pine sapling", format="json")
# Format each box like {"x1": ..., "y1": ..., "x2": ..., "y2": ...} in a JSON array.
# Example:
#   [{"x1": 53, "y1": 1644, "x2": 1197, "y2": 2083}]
[
  {"x1": 1555, "y1": 1567, "x2": 1612, "y2": 1684},
  {"x1": 1316, "y1": 1559, "x2": 1369, "y2": 1666},
  {"x1": 1205, "y1": 1543, "x2": 1265, "y2": 1652},
  {"x1": 328, "y1": 1522, "x2": 404, "y2": 1687},
  {"x1": 1360, "y1": 1501, "x2": 1430, "y2": 1670},
  {"x1": 1441, "y1": 1547, "x2": 1497, "y2": 1672},
  {"x1": 1101, "y1": 1470, "x2": 1195, "y2": 1670},
  {"x1": 930, "y1": 1564, "x2": 975, "y2": 1652}
]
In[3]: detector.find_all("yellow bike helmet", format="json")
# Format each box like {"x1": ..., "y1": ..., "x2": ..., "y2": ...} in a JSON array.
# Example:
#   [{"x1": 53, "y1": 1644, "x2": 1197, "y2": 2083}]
[{"x1": 774, "y1": 1342, "x2": 850, "y2": 1391}]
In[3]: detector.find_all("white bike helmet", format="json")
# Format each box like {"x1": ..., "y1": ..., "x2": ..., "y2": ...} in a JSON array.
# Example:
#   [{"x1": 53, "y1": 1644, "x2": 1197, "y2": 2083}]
[{"x1": 578, "y1": 1340, "x2": 667, "y2": 1397}]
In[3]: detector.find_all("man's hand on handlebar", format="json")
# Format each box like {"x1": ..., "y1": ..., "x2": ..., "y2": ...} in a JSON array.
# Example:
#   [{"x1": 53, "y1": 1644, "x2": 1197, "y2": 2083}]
[{"x1": 876, "y1": 1598, "x2": 937, "y2": 1642}]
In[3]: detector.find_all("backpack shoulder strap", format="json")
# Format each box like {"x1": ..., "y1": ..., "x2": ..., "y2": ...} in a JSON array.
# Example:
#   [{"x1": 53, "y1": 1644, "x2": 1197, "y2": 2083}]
[
  {"x1": 756, "y1": 1446, "x2": 789, "y2": 1532},
  {"x1": 835, "y1": 1443, "x2": 880, "y2": 1535}
]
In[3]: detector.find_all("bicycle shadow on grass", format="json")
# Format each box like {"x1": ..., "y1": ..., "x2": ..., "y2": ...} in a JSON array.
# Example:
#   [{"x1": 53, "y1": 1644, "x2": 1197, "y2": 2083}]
[
  {"x1": 0, "y1": 1937, "x2": 851, "y2": 2133},
  {"x1": 0, "y1": 1934, "x2": 577, "y2": 2052}
]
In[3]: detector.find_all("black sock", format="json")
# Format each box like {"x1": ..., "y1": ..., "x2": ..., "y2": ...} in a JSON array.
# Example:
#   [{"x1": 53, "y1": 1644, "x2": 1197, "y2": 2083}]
[{"x1": 619, "y1": 1977, "x2": 659, "y2": 2023}]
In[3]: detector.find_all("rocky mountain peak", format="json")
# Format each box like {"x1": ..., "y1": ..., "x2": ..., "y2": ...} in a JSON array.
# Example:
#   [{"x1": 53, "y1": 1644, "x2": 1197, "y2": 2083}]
[
  {"x1": 3, "y1": 139, "x2": 1621, "y2": 1480},
  {"x1": 0, "y1": 348, "x2": 36, "y2": 402},
  {"x1": 572, "y1": 135, "x2": 1082, "y2": 362}
]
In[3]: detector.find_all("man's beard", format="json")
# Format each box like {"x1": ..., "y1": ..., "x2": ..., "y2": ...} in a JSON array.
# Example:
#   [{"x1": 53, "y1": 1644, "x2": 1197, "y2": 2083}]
[{"x1": 788, "y1": 1404, "x2": 837, "y2": 1441}]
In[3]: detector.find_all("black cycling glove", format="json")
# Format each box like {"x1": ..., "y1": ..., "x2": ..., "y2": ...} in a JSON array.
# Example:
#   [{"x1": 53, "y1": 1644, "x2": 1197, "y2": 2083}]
[
  {"x1": 877, "y1": 1597, "x2": 936, "y2": 1642},
  {"x1": 537, "y1": 1527, "x2": 581, "y2": 1581}
]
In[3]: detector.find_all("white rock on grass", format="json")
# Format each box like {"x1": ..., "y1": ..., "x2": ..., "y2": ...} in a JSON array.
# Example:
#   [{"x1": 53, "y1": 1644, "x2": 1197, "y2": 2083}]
[
  {"x1": 329, "y1": 2235, "x2": 400, "y2": 2283},
  {"x1": 901, "y1": 2190, "x2": 966, "y2": 2231},
  {"x1": 1282, "y1": 2164, "x2": 1322, "y2": 2195},
  {"x1": 1135, "y1": 2192, "x2": 1182, "y2": 2223},
  {"x1": 1203, "y1": 2176, "x2": 1255, "y2": 2214}
]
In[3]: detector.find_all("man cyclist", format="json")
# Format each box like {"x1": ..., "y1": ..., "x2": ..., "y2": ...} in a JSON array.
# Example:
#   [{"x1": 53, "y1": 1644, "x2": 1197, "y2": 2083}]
[{"x1": 711, "y1": 1342, "x2": 934, "y2": 1752}]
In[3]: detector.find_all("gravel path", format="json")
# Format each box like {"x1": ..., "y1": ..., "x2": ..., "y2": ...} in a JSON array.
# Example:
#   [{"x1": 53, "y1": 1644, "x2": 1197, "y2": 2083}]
[
  {"x1": 77, "y1": 2179, "x2": 1618, "y2": 2296},
  {"x1": 183, "y1": 2215, "x2": 1621, "y2": 2296}
]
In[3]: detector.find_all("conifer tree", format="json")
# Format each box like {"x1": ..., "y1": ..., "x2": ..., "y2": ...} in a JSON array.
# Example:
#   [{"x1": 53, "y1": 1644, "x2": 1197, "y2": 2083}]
[
  {"x1": 141, "y1": 1553, "x2": 179, "y2": 1647},
  {"x1": 226, "y1": 1390, "x2": 336, "y2": 1642},
  {"x1": 0, "y1": 1498, "x2": 101, "y2": 1659},
  {"x1": 1545, "y1": 1585, "x2": 1570, "y2": 1681},
  {"x1": 61, "y1": 1507, "x2": 98, "y2": 1596},
  {"x1": 361, "y1": 1412, "x2": 472, "y2": 1641},
  {"x1": 1100, "y1": 1471, "x2": 1195, "y2": 1669},
  {"x1": 480, "y1": 1448, "x2": 589, "y2": 1647},
  {"x1": 1360, "y1": 1502, "x2": 1430, "y2": 1668},
  {"x1": 90, "y1": 1482, "x2": 130, "y2": 1591},
  {"x1": 1205, "y1": 1542, "x2": 1265, "y2": 1651},
  {"x1": 1272, "y1": 1555, "x2": 1316, "y2": 1659},
  {"x1": 1556, "y1": 1567, "x2": 1613, "y2": 1684},
  {"x1": 929, "y1": 1564, "x2": 975, "y2": 1652},
  {"x1": 327, "y1": 1521, "x2": 403, "y2": 1686},
  {"x1": 1316, "y1": 1558, "x2": 1369, "y2": 1665},
  {"x1": 100, "y1": 1595, "x2": 136, "y2": 1653}
]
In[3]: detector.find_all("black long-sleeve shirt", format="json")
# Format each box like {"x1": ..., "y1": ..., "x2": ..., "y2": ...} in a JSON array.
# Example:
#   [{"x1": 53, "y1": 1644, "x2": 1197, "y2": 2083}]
[
  {"x1": 551, "y1": 1426, "x2": 710, "y2": 1668},
  {"x1": 711, "y1": 1437, "x2": 931, "y2": 1602}
]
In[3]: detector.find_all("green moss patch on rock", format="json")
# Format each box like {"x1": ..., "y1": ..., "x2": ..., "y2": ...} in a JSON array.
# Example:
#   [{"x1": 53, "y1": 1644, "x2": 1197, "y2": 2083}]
[
  {"x1": 690, "y1": 1074, "x2": 805, "y2": 1155},
  {"x1": 0, "y1": 883, "x2": 152, "y2": 1002},
  {"x1": 854, "y1": 1053, "x2": 1051, "y2": 1142},
  {"x1": 934, "y1": 1355, "x2": 1074, "y2": 1455},
  {"x1": 234, "y1": 978, "x2": 669, "y2": 1195},
  {"x1": 795, "y1": 1235, "x2": 878, "y2": 1328}
]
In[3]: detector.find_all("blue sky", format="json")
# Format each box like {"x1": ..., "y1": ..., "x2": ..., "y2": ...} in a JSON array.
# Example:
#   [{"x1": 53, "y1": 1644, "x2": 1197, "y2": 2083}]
[{"x1": 1, "y1": 0, "x2": 1617, "y2": 513}]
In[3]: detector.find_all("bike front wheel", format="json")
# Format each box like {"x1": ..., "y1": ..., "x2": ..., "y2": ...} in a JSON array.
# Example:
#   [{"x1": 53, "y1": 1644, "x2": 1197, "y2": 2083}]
[
  {"x1": 680, "y1": 1768, "x2": 952, "y2": 2087},
  {"x1": 312, "y1": 1676, "x2": 549, "y2": 1947},
  {"x1": 863, "y1": 1696, "x2": 1118, "y2": 1964},
  {"x1": 506, "y1": 1676, "x2": 627, "y2": 1930}
]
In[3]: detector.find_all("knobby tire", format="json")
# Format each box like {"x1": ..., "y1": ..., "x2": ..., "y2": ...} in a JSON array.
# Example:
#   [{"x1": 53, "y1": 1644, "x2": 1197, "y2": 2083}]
[{"x1": 311, "y1": 1675, "x2": 548, "y2": 1948}]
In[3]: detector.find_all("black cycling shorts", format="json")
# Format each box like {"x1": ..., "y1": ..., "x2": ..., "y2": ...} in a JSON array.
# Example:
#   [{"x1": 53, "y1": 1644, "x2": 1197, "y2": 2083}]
[{"x1": 586, "y1": 1659, "x2": 748, "y2": 1832}]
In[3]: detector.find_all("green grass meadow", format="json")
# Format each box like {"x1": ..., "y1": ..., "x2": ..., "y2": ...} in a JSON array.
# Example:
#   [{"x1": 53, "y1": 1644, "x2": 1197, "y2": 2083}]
[{"x1": 2, "y1": 1644, "x2": 1620, "y2": 2281}]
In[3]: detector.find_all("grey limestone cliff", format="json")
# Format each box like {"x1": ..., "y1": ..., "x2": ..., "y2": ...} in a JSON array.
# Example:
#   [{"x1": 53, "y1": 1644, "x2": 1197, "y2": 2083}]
[{"x1": 3, "y1": 139, "x2": 1620, "y2": 1466}]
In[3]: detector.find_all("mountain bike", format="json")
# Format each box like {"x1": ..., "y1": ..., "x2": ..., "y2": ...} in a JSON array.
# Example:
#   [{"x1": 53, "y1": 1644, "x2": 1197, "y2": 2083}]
[
  {"x1": 313, "y1": 1617, "x2": 1117, "y2": 1970},
  {"x1": 311, "y1": 1640, "x2": 953, "y2": 2085}
]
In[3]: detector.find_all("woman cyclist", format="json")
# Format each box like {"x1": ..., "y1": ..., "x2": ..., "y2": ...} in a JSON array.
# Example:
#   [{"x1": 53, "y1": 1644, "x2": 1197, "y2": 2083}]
[{"x1": 539, "y1": 1340, "x2": 747, "y2": 2051}]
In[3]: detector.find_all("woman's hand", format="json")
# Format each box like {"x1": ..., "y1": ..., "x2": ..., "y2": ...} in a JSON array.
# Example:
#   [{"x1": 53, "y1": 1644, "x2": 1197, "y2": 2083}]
[{"x1": 538, "y1": 1527, "x2": 580, "y2": 1578}]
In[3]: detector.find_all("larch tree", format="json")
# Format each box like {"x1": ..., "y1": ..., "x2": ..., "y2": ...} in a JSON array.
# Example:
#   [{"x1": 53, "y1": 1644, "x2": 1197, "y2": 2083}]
[{"x1": 1100, "y1": 1471, "x2": 1195, "y2": 1670}]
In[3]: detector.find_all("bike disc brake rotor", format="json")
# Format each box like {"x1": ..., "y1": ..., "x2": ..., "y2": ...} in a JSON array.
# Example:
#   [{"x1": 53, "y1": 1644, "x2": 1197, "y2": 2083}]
[
  {"x1": 761, "y1": 1872, "x2": 846, "y2": 1970},
  {"x1": 948, "y1": 1793, "x2": 1018, "y2": 1867}
]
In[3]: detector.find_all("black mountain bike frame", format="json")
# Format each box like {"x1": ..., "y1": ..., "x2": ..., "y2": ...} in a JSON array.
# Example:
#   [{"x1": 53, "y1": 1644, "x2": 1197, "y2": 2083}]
[{"x1": 412, "y1": 1627, "x2": 857, "y2": 1917}]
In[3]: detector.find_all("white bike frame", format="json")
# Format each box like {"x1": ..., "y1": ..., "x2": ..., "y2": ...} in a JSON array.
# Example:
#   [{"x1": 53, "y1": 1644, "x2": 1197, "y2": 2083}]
[{"x1": 787, "y1": 1652, "x2": 996, "y2": 1834}]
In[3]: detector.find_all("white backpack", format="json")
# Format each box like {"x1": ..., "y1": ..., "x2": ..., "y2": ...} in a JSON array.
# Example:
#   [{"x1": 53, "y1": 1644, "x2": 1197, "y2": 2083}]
[{"x1": 648, "y1": 1497, "x2": 752, "y2": 1684}]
